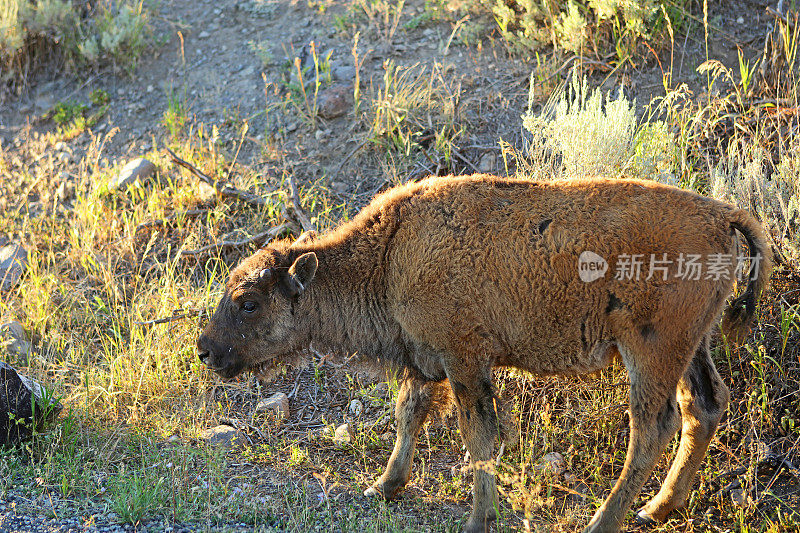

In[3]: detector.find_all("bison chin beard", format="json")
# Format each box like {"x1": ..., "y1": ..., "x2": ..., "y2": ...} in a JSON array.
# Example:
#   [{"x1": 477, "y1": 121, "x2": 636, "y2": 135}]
[{"x1": 251, "y1": 350, "x2": 312, "y2": 384}]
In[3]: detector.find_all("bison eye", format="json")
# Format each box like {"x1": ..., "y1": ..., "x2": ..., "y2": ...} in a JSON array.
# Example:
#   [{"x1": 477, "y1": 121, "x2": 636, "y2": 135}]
[{"x1": 241, "y1": 301, "x2": 259, "y2": 314}]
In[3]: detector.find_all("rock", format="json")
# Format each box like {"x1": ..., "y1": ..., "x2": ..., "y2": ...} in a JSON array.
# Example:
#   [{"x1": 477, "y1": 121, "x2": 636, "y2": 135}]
[
  {"x1": 1, "y1": 361, "x2": 62, "y2": 446},
  {"x1": 109, "y1": 158, "x2": 157, "y2": 191},
  {"x1": 34, "y1": 95, "x2": 54, "y2": 112},
  {"x1": 198, "y1": 30, "x2": 210, "y2": 39},
  {"x1": 333, "y1": 423, "x2": 354, "y2": 445},
  {"x1": 348, "y1": 399, "x2": 363, "y2": 416},
  {"x1": 535, "y1": 452, "x2": 566, "y2": 476},
  {"x1": 255, "y1": 392, "x2": 289, "y2": 419},
  {"x1": 0, "y1": 321, "x2": 33, "y2": 365},
  {"x1": 731, "y1": 487, "x2": 749, "y2": 507},
  {"x1": 317, "y1": 83, "x2": 353, "y2": 119},
  {"x1": 55, "y1": 180, "x2": 74, "y2": 203},
  {"x1": 0, "y1": 244, "x2": 28, "y2": 291},
  {"x1": 199, "y1": 425, "x2": 242, "y2": 448},
  {"x1": 198, "y1": 182, "x2": 217, "y2": 203},
  {"x1": 478, "y1": 152, "x2": 496, "y2": 173},
  {"x1": 240, "y1": 66, "x2": 255, "y2": 77},
  {"x1": 330, "y1": 181, "x2": 347, "y2": 194},
  {"x1": 332, "y1": 66, "x2": 356, "y2": 82}
]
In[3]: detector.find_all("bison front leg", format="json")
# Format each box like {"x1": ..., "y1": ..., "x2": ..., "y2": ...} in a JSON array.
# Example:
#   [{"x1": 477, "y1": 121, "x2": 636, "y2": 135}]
[
  {"x1": 447, "y1": 368, "x2": 499, "y2": 533},
  {"x1": 365, "y1": 373, "x2": 439, "y2": 499}
]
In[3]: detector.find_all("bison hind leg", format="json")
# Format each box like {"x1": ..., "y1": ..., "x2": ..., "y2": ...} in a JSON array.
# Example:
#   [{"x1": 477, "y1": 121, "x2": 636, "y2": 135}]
[{"x1": 637, "y1": 334, "x2": 730, "y2": 522}]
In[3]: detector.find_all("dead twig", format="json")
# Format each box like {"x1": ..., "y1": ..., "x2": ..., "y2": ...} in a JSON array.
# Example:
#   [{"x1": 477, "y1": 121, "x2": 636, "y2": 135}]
[
  {"x1": 286, "y1": 174, "x2": 316, "y2": 232},
  {"x1": 180, "y1": 223, "x2": 289, "y2": 258},
  {"x1": 133, "y1": 308, "x2": 207, "y2": 327},
  {"x1": 165, "y1": 147, "x2": 267, "y2": 208},
  {"x1": 135, "y1": 208, "x2": 209, "y2": 233}
]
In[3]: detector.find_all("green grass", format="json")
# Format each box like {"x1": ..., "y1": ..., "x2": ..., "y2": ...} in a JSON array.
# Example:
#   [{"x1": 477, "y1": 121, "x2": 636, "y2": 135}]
[{"x1": 1, "y1": 1, "x2": 799, "y2": 531}]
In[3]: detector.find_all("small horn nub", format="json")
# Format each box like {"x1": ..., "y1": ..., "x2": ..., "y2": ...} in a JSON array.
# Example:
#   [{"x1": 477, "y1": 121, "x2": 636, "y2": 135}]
[{"x1": 258, "y1": 268, "x2": 272, "y2": 283}]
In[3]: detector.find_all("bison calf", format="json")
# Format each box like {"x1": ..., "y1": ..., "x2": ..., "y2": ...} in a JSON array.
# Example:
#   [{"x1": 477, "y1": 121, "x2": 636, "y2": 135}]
[{"x1": 197, "y1": 175, "x2": 770, "y2": 532}]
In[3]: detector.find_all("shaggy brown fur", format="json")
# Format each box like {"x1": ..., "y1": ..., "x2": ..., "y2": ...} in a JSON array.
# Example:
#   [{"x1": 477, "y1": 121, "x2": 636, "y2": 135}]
[{"x1": 197, "y1": 175, "x2": 771, "y2": 533}]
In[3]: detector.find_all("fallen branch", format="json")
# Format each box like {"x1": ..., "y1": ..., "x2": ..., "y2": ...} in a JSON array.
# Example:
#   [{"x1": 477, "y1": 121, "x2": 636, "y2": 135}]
[
  {"x1": 180, "y1": 223, "x2": 288, "y2": 258},
  {"x1": 133, "y1": 308, "x2": 207, "y2": 327},
  {"x1": 165, "y1": 147, "x2": 267, "y2": 208},
  {"x1": 135, "y1": 208, "x2": 209, "y2": 233},
  {"x1": 286, "y1": 173, "x2": 316, "y2": 232}
]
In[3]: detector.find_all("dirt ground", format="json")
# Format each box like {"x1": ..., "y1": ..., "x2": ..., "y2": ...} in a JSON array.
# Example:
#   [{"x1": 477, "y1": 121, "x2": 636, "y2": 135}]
[{"x1": 1, "y1": 1, "x2": 798, "y2": 532}]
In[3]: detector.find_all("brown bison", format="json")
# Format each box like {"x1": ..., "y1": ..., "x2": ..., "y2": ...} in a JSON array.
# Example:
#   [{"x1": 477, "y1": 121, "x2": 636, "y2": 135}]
[{"x1": 197, "y1": 175, "x2": 771, "y2": 532}]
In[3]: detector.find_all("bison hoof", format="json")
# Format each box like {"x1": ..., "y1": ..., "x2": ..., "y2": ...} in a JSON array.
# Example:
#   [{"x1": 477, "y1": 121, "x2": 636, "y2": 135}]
[
  {"x1": 463, "y1": 516, "x2": 489, "y2": 533},
  {"x1": 364, "y1": 485, "x2": 383, "y2": 498},
  {"x1": 634, "y1": 508, "x2": 659, "y2": 526},
  {"x1": 364, "y1": 483, "x2": 402, "y2": 500}
]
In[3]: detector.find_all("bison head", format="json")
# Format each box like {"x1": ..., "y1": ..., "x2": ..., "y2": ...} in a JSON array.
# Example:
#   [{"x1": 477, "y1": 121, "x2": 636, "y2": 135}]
[{"x1": 196, "y1": 245, "x2": 318, "y2": 379}]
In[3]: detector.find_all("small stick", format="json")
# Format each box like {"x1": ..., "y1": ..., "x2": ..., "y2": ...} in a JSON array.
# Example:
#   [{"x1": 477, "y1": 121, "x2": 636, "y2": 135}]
[
  {"x1": 165, "y1": 147, "x2": 267, "y2": 208},
  {"x1": 135, "y1": 208, "x2": 209, "y2": 233},
  {"x1": 180, "y1": 223, "x2": 288, "y2": 257},
  {"x1": 286, "y1": 174, "x2": 316, "y2": 232},
  {"x1": 133, "y1": 309, "x2": 206, "y2": 327}
]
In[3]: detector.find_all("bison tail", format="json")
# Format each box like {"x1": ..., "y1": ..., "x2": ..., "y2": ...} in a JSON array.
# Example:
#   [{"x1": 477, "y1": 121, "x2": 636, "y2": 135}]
[{"x1": 721, "y1": 210, "x2": 773, "y2": 343}]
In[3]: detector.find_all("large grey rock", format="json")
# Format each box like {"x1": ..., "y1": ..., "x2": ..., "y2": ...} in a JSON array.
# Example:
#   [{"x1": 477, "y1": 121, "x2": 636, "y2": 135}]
[
  {"x1": 0, "y1": 244, "x2": 28, "y2": 291},
  {"x1": 199, "y1": 425, "x2": 243, "y2": 448},
  {"x1": 1, "y1": 361, "x2": 61, "y2": 446},
  {"x1": 255, "y1": 392, "x2": 289, "y2": 419},
  {"x1": 0, "y1": 321, "x2": 33, "y2": 365},
  {"x1": 109, "y1": 158, "x2": 156, "y2": 191},
  {"x1": 332, "y1": 66, "x2": 356, "y2": 82}
]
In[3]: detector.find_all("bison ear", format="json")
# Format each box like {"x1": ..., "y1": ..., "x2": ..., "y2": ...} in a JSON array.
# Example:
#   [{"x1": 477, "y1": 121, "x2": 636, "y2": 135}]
[{"x1": 287, "y1": 252, "x2": 318, "y2": 296}]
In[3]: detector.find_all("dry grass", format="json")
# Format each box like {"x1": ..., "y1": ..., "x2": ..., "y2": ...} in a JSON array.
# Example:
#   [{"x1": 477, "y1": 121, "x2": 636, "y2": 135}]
[{"x1": 1, "y1": 1, "x2": 799, "y2": 531}]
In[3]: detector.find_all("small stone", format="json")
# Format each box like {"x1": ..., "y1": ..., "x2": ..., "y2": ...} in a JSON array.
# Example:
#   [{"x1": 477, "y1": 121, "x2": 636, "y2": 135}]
[
  {"x1": 109, "y1": 158, "x2": 157, "y2": 191},
  {"x1": 348, "y1": 399, "x2": 363, "y2": 416},
  {"x1": 332, "y1": 66, "x2": 356, "y2": 82},
  {"x1": 0, "y1": 321, "x2": 33, "y2": 364},
  {"x1": 535, "y1": 452, "x2": 566, "y2": 476},
  {"x1": 198, "y1": 182, "x2": 217, "y2": 203},
  {"x1": 240, "y1": 66, "x2": 255, "y2": 77},
  {"x1": 147, "y1": 85, "x2": 154, "y2": 93},
  {"x1": 286, "y1": 122, "x2": 298, "y2": 133},
  {"x1": 737, "y1": 16, "x2": 744, "y2": 24},
  {"x1": 317, "y1": 83, "x2": 353, "y2": 119},
  {"x1": 199, "y1": 425, "x2": 242, "y2": 448},
  {"x1": 730, "y1": 487, "x2": 749, "y2": 507},
  {"x1": 34, "y1": 95, "x2": 54, "y2": 111},
  {"x1": 478, "y1": 153, "x2": 496, "y2": 173},
  {"x1": 0, "y1": 244, "x2": 28, "y2": 291},
  {"x1": 198, "y1": 31, "x2": 210, "y2": 39},
  {"x1": 333, "y1": 423, "x2": 354, "y2": 445},
  {"x1": 330, "y1": 181, "x2": 347, "y2": 194},
  {"x1": 255, "y1": 392, "x2": 289, "y2": 419}
]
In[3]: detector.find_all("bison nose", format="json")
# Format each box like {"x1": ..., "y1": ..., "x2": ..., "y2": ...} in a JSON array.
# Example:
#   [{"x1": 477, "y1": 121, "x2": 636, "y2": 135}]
[{"x1": 197, "y1": 336, "x2": 211, "y2": 364}]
